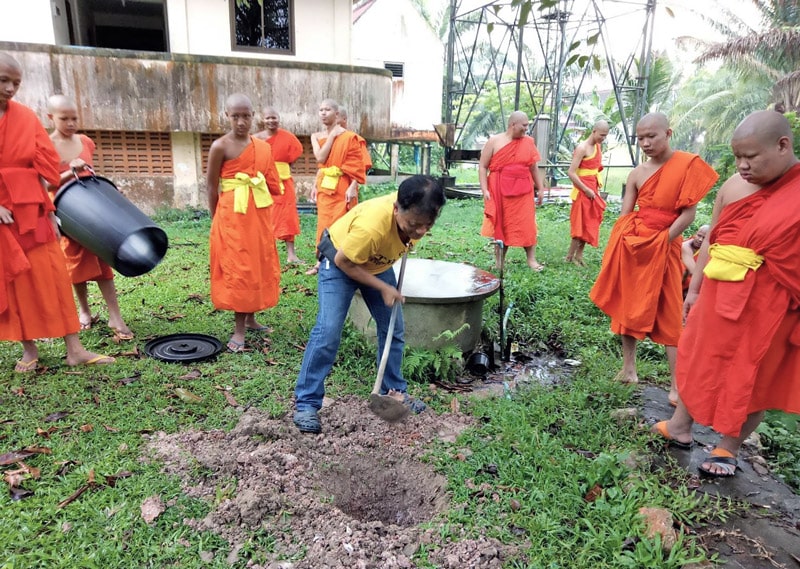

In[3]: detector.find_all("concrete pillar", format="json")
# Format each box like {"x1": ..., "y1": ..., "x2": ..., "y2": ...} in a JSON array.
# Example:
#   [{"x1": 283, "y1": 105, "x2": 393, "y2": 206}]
[
  {"x1": 171, "y1": 132, "x2": 202, "y2": 208},
  {"x1": 390, "y1": 143, "x2": 399, "y2": 180},
  {"x1": 421, "y1": 143, "x2": 431, "y2": 175}
]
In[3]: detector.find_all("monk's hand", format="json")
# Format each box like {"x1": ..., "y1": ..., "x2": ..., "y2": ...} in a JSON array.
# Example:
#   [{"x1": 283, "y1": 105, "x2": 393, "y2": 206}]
[
  {"x1": 0, "y1": 205, "x2": 13, "y2": 224},
  {"x1": 310, "y1": 188, "x2": 317, "y2": 203},
  {"x1": 481, "y1": 188, "x2": 490, "y2": 200},
  {"x1": 584, "y1": 189, "x2": 596, "y2": 200},
  {"x1": 331, "y1": 125, "x2": 346, "y2": 137},
  {"x1": 536, "y1": 190, "x2": 545, "y2": 206},
  {"x1": 69, "y1": 158, "x2": 88, "y2": 171},
  {"x1": 683, "y1": 291, "x2": 699, "y2": 323},
  {"x1": 381, "y1": 285, "x2": 404, "y2": 308},
  {"x1": 345, "y1": 183, "x2": 358, "y2": 206}
]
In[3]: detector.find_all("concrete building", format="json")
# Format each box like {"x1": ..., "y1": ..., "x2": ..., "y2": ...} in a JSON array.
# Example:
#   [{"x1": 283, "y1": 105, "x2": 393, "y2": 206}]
[{"x1": 1, "y1": 0, "x2": 397, "y2": 212}]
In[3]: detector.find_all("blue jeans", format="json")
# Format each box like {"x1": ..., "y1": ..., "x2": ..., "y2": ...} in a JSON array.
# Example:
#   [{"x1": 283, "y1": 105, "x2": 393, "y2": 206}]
[{"x1": 294, "y1": 257, "x2": 407, "y2": 412}]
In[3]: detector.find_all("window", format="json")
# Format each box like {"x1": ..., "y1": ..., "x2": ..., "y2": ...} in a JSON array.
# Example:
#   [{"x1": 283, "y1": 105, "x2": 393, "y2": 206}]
[
  {"x1": 231, "y1": 0, "x2": 294, "y2": 54},
  {"x1": 384, "y1": 62, "x2": 404, "y2": 78}
]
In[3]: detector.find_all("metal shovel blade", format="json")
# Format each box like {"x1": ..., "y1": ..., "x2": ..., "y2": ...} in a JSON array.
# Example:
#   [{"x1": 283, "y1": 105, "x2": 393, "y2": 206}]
[{"x1": 369, "y1": 393, "x2": 410, "y2": 423}]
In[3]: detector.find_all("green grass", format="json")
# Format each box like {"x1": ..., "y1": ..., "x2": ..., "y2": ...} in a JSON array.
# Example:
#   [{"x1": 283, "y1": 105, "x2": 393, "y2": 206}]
[{"x1": 0, "y1": 187, "x2": 788, "y2": 567}]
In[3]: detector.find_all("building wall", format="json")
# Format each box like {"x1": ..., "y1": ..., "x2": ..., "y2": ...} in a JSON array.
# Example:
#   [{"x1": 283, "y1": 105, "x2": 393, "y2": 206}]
[{"x1": 352, "y1": 0, "x2": 443, "y2": 132}]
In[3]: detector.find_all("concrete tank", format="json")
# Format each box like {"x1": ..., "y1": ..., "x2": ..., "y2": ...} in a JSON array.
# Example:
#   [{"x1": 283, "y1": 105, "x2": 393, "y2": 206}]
[{"x1": 348, "y1": 258, "x2": 500, "y2": 352}]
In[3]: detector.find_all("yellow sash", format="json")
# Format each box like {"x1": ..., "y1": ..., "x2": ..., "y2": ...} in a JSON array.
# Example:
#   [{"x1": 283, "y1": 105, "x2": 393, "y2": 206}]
[
  {"x1": 571, "y1": 167, "x2": 603, "y2": 200},
  {"x1": 219, "y1": 171, "x2": 273, "y2": 214},
  {"x1": 703, "y1": 243, "x2": 764, "y2": 282},
  {"x1": 275, "y1": 161, "x2": 292, "y2": 181},
  {"x1": 319, "y1": 166, "x2": 343, "y2": 191}
]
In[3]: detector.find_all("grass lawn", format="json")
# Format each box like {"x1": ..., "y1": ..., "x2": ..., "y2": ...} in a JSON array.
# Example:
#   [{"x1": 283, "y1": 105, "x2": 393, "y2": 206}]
[{"x1": 0, "y1": 185, "x2": 795, "y2": 567}]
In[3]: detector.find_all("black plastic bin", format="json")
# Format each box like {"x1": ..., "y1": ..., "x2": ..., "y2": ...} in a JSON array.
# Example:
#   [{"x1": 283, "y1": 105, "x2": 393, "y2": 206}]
[{"x1": 54, "y1": 175, "x2": 168, "y2": 277}]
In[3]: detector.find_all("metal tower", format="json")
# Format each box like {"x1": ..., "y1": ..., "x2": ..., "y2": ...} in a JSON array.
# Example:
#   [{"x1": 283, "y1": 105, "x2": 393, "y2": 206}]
[{"x1": 440, "y1": 0, "x2": 657, "y2": 179}]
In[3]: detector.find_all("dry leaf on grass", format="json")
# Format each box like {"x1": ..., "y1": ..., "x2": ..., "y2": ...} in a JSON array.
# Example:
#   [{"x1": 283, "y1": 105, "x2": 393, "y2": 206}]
[
  {"x1": 450, "y1": 396, "x2": 460, "y2": 414},
  {"x1": 174, "y1": 388, "x2": 203, "y2": 403},
  {"x1": 179, "y1": 369, "x2": 202, "y2": 380},
  {"x1": 140, "y1": 495, "x2": 166, "y2": 524}
]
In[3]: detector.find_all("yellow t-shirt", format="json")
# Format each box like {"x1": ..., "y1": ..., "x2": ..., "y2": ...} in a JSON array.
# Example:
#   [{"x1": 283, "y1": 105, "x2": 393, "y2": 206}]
[{"x1": 328, "y1": 193, "x2": 413, "y2": 275}]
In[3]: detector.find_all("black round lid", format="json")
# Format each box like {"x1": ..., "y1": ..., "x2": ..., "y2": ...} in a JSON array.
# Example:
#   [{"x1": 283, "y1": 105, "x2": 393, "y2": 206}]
[{"x1": 144, "y1": 333, "x2": 223, "y2": 363}]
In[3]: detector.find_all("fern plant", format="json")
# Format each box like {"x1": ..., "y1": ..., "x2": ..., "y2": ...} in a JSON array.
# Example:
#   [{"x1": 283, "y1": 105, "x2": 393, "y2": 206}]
[{"x1": 402, "y1": 324, "x2": 470, "y2": 383}]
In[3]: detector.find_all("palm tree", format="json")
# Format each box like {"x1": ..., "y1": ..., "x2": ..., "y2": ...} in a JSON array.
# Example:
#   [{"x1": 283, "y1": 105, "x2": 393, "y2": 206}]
[{"x1": 688, "y1": 0, "x2": 800, "y2": 110}]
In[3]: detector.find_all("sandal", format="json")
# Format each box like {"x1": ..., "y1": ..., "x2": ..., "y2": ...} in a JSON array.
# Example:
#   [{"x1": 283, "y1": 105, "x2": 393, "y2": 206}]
[
  {"x1": 293, "y1": 410, "x2": 321, "y2": 433},
  {"x1": 110, "y1": 327, "x2": 134, "y2": 341},
  {"x1": 401, "y1": 393, "x2": 427, "y2": 414},
  {"x1": 652, "y1": 420, "x2": 693, "y2": 450},
  {"x1": 14, "y1": 359, "x2": 38, "y2": 373},
  {"x1": 227, "y1": 339, "x2": 246, "y2": 353},
  {"x1": 698, "y1": 448, "x2": 738, "y2": 478}
]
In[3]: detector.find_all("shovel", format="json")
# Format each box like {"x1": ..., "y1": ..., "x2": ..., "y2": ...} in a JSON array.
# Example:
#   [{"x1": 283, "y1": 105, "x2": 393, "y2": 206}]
[{"x1": 368, "y1": 252, "x2": 410, "y2": 422}]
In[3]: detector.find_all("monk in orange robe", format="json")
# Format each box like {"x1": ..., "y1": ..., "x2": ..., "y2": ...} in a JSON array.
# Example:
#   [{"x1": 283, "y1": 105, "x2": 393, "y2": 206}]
[
  {"x1": 305, "y1": 99, "x2": 368, "y2": 276},
  {"x1": 589, "y1": 112, "x2": 717, "y2": 403},
  {"x1": 680, "y1": 224, "x2": 708, "y2": 296},
  {"x1": 0, "y1": 53, "x2": 113, "y2": 372},
  {"x1": 207, "y1": 94, "x2": 282, "y2": 352},
  {"x1": 653, "y1": 111, "x2": 800, "y2": 478},
  {"x1": 47, "y1": 94, "x2": 132, "y2": 339},
  {"x1": 566, "y1": 120, "x2": 609, "y2": 266},
  {"x1": 479, "y1": 111, "x2": 547, "y2": 271},
  {"x1": 255, "y1": 107, "x2": 304, "y2": 263}
]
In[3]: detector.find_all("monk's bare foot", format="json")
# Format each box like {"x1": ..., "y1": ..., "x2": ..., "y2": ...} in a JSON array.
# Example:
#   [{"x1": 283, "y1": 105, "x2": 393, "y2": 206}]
[
  {"x1": 305, "y1": 262, "x2": 320, "y2": 276},
  {"x1": 613, "y1": 370, "x2": 639, "y2": 384},
  {"x1": 564, "y1": 255, "x2": 573, "y2": 263},
  {"x1": 286, "y1": 256, "x2": 304, "y2": 264},
  {"x1": 66, "y1": 350, "x2": 115, "y2": 366}
]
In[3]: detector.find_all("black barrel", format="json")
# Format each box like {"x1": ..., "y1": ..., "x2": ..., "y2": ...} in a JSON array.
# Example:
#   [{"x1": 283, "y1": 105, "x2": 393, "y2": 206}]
[{"x1": 53, "y1": 175, "x2": 168, "y2": 277}]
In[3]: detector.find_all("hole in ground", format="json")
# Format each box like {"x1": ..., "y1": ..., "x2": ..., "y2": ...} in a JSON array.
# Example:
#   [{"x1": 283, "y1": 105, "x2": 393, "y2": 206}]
[{"x1": 321, "y1": 456, "x2": 447, "y2": 526}]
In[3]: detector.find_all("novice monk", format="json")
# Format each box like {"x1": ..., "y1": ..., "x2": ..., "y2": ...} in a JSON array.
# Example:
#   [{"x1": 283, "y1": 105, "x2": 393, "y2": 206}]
[
  {"x1": 653, "y1": 111, "x2": 800, "y2": 477},
  {"x1": 566, "y1": 120, "x2": 610, "y2": 267},
  {"x1": 293, "y1": 175, "x2": 446, "y2": 433},
  {"x1": 0, "y1": 53, "x2": 113, "y2": 371},
  {"x1": 207, "y1": 94, "x2": 283, "y2": 352},
  {"x1": 305, "y1": 99, "x2": 369, "y2": 276},
  {"x1": 479, "y1": 111, "x2": 548, "y2": 271},
  {"x1": 589, "y1": 112, "x2": 717, "y2": 404},
  {"x1": 255, "y1": 107, "x2": 304, "y2": 263},
  {"x1": 680, "y1": 224, "x2": 708, "y2": 296},
  {"x1": 47, "y1": 94, "x2": 133, "y2": 339}
]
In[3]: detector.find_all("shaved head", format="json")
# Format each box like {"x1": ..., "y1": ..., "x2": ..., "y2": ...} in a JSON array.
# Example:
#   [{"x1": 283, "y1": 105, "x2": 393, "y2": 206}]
[
  {"x1": 637, "y1": 112, "x2": 669, "y2": 131},
  {"x1": 47, "y1": 94, "x2": 77, "y2": 114},
  {"x1": 593, "y1": 119, "x2": 609, "y2": 132},
  {"x1": 0, "y1": 52, "x2": 21, "y2": 72},
  {"x1": 321, "y1": 98, "x2": 339, "y2": 111},
  {"x1": 225, "y1": 93, "x2": 252, "y2": 111},
  {"x1": 262, "y1": 106, "x2": 278, "y2": 118},
  {"x1": 733, "y1": 110, "x2": 793, "y2": 146},
  {"x1": 508, "y1": 110, "x2": 528, "y2": 126}
]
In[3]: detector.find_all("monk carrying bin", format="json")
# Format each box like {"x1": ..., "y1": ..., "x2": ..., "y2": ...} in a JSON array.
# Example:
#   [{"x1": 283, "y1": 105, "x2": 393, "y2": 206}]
[
  {"x1": 589, "y1": 112, "x2": 718, "y2": 404},
  {"x1": 0, "y1": 53, "x2": 113, "y2": 372},
  {"x1": 207, "y1": 94, "x2": 283, "y2": 352},
  {"x1": 47, "y1": 94, "x2": 133, "y2": 340}
]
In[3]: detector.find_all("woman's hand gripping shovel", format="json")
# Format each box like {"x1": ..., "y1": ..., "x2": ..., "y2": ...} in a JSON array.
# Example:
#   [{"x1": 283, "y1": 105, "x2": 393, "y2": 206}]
[{"x1": 368, "y1": 252, "x2": 411, "y2": 422}]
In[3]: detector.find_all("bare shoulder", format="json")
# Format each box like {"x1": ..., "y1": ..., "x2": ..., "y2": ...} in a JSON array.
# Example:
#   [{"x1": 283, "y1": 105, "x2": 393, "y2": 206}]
[{"x1": 718, "y1": 173, "x2": 760, "y2": 207}]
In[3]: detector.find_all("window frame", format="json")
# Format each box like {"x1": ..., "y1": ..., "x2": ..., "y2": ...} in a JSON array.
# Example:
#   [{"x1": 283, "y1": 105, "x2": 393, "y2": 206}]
[{"x1": 229, "y1": 0, "x2": 296, "y2": 56}]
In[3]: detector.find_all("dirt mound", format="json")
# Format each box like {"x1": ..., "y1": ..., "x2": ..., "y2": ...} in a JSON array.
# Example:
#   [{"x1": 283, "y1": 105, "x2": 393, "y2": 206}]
[{"x1": 144, "y1": 395, "x2": 517, "y2": 567}]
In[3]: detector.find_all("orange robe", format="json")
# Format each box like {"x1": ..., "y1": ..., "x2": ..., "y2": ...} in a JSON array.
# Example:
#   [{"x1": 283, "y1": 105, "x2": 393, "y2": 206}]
[
  {"x1": 0, "y1": 100, "x2": 80, "y2": 340},
  {"x1": 480, "y1": 136, "x2": 539, "y2": 246},
  {"x1": 589, "y1": 151, "x2": 717, "y2": 345},
  {"x1": 264, "y1": 128, "x2": 303, "y2": 242},
  {"x1": 51, "y1": 134, "x2": 115, "y2": 284},
  {"x1": 677, "y1": 163, "x2": 800, "y2": 437},
  {"x1": 570, "y1": 143, "x2": 606, "y2": 248},
  {"x1": 314, "y1": 131, "x2": 368, "y2": 245},
  {"x1": 209, "y1": 137, "x2": 282, "y2": 313}
]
